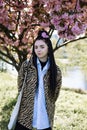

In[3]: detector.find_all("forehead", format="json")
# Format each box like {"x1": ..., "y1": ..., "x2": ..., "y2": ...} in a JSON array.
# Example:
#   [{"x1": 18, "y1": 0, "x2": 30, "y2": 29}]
[{"x1": 34, "y1": 40, "x2": 47, "y2": 46}]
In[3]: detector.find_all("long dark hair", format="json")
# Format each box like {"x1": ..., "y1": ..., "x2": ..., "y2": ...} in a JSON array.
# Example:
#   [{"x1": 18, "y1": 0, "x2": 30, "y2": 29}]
[{"x1": 32, "y1": 29, "x2": 57, "y2": 94}]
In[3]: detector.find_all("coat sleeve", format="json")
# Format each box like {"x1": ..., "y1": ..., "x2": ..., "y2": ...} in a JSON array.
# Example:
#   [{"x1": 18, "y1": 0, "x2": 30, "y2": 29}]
[
  {"x1": 54, "y1": 66, "x2": 62, "y2": 102},
  {"x1": 17, "y1": 61, "x2": 28, "y2": 93}
]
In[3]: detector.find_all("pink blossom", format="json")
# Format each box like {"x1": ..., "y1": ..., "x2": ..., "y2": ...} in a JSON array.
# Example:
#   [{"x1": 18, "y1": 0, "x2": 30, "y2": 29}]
[
  {"x1": 41, "y1": 32, "x2": 49, "y2": 38},
  {"x1": 40, "y1": 22, "x2": 50, "y2": 27}
]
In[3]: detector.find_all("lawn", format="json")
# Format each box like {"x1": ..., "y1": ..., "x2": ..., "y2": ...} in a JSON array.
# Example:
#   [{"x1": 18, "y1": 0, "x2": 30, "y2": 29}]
[{"x1": 0, "y1": 72, "x2": 87, "y2": 130}]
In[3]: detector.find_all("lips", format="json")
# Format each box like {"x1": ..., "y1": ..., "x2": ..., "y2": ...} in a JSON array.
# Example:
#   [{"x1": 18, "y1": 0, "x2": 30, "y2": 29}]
[{"x1": 37, "y1": 52, "x2": 42, "y2": 55}]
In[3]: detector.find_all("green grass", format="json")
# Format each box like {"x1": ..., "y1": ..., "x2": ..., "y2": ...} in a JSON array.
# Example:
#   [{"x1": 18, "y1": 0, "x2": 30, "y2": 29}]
[
  {"x1": 54, "y1": 88, "x2": 87, "y2": 130},
  {"x1": 0, "y1": 72, "x2": 17, "y2": 130},
  {"x1": 0, "y1": 72, "x2": 87, "y2": 130}
]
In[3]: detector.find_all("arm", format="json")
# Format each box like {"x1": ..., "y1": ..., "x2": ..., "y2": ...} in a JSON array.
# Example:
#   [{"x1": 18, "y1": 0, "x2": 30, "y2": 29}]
[
  {"x1": 17, "y1": 61, "x2": 28, "y2": 93},
  {"x1": 54, "y1": 66, "x2": 62, "y2": 102}
]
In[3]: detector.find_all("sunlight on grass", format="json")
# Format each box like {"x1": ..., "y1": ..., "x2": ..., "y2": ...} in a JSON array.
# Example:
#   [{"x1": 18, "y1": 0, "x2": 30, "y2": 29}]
[
  {"x1": 54, "y1": 89, "x2": 87, "y2": 130},
  {"x1": 0, "y1": 72, "x2": 18, "y2": 130},
  {"x1": 0, "y1": 72, "x2": 87, "y2": 130}
]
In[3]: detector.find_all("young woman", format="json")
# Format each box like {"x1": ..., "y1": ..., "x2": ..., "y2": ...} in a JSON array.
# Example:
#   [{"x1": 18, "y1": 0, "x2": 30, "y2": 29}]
[{"x1": 15, "y1": 30, "x2": 62, "y2": 130}]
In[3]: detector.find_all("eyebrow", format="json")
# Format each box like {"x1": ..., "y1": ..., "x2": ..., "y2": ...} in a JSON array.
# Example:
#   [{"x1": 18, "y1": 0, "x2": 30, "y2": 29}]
[{"x1": 34, "y1": 45, "x2": 45, "y2": 47}]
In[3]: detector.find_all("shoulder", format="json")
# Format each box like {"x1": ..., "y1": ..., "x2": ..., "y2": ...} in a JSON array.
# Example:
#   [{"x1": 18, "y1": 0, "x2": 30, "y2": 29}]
[
  {"x1": 21, "y1": 60, "x2": 28, "y2": 68},
  {"x1": 22, "y1": 55, "x2": 32, "y2": 67},
  {"x1": 19, "y1": 59, "x2": 30, "y2": 73},
  {"x1": 20, "y1": 56, "x2": 35, "y2": 72}
]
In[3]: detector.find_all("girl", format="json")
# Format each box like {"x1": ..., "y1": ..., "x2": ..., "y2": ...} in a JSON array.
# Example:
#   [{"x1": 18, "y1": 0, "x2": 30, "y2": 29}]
[{"x1": 15, "y1": 30, "x2": 62, "y2": 130}]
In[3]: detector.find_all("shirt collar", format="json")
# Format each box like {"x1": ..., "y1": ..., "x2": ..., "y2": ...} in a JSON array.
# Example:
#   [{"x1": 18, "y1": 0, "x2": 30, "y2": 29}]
[{"x1": 37, "y1": 58, "x2": 50, "y2": 71}]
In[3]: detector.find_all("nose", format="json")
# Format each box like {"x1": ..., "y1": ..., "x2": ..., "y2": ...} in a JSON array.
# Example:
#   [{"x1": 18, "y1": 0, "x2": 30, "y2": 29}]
[{"x1": 37, "y1": 48, "x2": 41, "y2": 52}]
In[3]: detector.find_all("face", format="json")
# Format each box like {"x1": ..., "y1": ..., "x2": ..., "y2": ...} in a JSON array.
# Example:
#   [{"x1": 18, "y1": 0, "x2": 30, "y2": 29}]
[{"x1": 34, "y1": 40, "x2": 48, "y2": 61}]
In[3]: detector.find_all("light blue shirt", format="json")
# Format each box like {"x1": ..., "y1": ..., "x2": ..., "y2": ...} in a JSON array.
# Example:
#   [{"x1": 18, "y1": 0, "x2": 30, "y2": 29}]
[{"x1": 32, "y1": 58, "x2": 50, "y2": 129}]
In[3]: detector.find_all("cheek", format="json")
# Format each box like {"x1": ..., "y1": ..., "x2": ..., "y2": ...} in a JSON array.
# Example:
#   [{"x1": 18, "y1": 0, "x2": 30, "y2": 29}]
[
  {"x1": 34, "y1": 49, "x2": 37, "y2": 54},
  {"x1": 46, "y1": 47, "x2": 48, "y2": 53},
  {"x1": 44, "y1": 47, "x2": 48, "y2": 55}
]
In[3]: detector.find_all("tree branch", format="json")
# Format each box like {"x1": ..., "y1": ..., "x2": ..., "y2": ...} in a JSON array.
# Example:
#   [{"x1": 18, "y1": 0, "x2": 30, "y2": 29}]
[
  {"x1": 0, "y1": 48, "x2": 17, "y2": 66},
  {"x1": 0, "y1": 56, "x2": 13, "y2": 65},
  {"x1": 16, "y1": 11, "x2": 21, "y2": 30},
  {"x1": 0, "y1": 24, "x2": 16, "y2": 41},
  {"x1": 53, "y1": 35, "x2": 87, "y2": 52},
  {"x1": 49, "y1": 28, "x2": 54, "y2": 38}
]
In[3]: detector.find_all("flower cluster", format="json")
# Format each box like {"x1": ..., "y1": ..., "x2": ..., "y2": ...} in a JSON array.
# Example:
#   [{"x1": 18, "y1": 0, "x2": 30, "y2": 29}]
[
  {"x1": 38, "y1": 0, "x2": 87, "y2": 40},
  {"x1": 41, "y1": 32, "x2": 49, "y2": 38}
]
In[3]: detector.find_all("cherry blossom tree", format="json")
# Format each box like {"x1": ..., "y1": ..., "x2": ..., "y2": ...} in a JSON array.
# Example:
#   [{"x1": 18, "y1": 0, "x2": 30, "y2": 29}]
[{"x1": 0, "y1": 0, "x2": 87, "y2": 71}]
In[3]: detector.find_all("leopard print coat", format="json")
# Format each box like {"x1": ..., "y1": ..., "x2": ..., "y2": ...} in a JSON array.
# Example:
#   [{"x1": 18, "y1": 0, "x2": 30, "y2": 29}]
[{"x1": 17, "y1": 56, "x2": 62, "y2": 129}]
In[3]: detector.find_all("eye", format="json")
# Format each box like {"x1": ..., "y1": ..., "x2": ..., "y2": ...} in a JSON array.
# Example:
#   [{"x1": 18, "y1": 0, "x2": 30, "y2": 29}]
[{"x1": 40, "y1": 45, "x2": 45, "y2": 48}]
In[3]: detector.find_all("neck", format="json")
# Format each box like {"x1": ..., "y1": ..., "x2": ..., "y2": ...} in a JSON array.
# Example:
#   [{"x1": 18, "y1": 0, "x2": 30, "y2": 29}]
[{"x1": 38, "y1": 56, "x2": 48, "y2": 62}]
